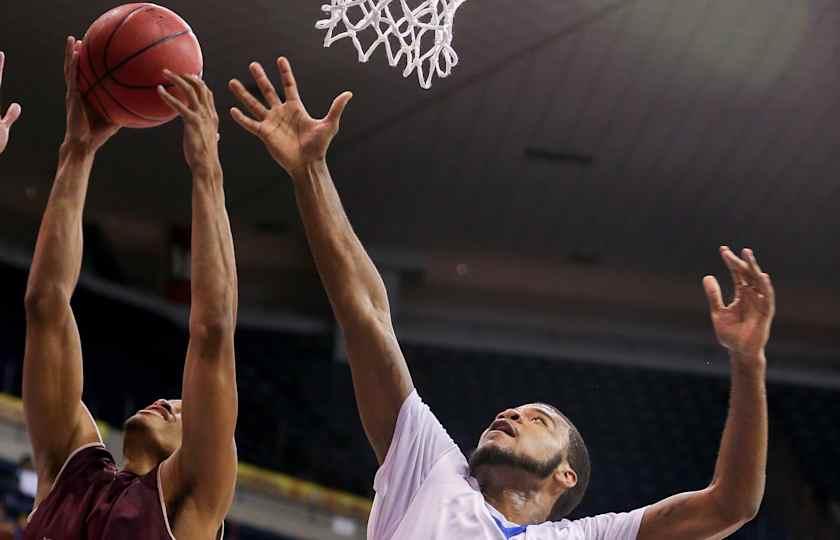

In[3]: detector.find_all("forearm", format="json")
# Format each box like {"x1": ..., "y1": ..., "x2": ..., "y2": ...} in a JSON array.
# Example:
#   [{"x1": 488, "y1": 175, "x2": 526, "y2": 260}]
[
  {"x1": 189, "y1": 159, "x2": 238, "y2": 335},
  {"x1": 26, "y1": 143, "x2": 95, "y2": 303},
  {"x1": 291, "y1": 160, "x2": 390, "y2": 325},
  {"x1": 709, "y1": 353, "x2": 768, "y2": 520}
]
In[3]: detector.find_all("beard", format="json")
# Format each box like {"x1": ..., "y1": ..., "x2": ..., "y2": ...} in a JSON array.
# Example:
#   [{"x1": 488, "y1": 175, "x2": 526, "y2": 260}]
[{"x1": 469, "y1": 444, "x2": 564, "y2": 479}]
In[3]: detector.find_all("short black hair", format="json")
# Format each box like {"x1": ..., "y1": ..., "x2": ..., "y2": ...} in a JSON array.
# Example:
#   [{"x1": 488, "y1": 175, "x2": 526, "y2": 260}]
[{"x1": 538, "y1": 403, "x2": 591, "y2": 520}]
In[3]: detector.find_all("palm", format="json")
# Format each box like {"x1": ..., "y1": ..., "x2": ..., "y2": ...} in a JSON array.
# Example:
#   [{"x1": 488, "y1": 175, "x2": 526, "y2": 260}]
[
  {"x1": 229, "y1": 58, "x2": 351, "y2": 176},
  {"x1": 258, "y1": 104, "x2": 334, "y2": 172},
  {"x1": 711, "y1": 299, "x2": 770, "y2": 355}
]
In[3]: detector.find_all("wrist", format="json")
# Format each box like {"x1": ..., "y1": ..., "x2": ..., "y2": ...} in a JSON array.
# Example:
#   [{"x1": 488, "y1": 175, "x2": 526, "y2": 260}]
[
  {"x1": 290, "y1": 159, "x2": 328, "y2": 184},
  {"x1": 60, "y1": 139, "x2": 97, "y2": 161},
  {"x1": 729, "y1": 351, "x2": 767, "y2": 372},
  {"x1": 188, "y1": 152, "x2": 222, "y2": 177}
]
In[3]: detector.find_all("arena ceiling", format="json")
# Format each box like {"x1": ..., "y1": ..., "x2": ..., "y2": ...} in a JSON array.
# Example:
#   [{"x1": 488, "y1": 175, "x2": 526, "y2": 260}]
[{"x1": 1, "y1": 0, "x2": 838, "y2": 340}]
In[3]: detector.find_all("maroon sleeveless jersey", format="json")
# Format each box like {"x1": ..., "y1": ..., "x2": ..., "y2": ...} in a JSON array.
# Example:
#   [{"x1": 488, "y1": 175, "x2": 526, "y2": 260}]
[{"x1": 24, "y1": 443, "x2": 222, "y2": 539}]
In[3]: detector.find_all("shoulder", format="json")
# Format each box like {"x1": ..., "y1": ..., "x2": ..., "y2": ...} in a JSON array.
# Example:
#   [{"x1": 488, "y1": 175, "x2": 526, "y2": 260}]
[
  {"x1": 560, "y1": 508, "x2": 648, "y2": 540},
  {"x1": 38, "y1": 443, "x2": 114, "y2": 492},
  {"x1": 30, "y1": 443, "x2": 116, "y2": 523}
]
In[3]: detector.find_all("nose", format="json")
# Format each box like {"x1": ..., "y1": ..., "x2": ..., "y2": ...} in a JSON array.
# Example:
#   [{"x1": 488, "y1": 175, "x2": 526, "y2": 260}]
[{"x1": 496, "y1": 409, "x2": 520, "y2": 422}]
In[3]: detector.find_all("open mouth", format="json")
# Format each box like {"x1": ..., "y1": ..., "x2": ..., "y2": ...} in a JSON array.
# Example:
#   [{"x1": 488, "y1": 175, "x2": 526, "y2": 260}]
[
  {"x1": 488, "y1": 419, "x2": 516, "y2": 438},
  {"x1": 142, "y1": 403, "x2": 171, "y2": 421}
]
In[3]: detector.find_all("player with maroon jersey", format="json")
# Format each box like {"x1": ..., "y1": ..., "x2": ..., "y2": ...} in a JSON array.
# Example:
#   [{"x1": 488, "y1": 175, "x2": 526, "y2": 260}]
[{"x1": 23, "y1": 37, "x2": 238, "y2": 540}]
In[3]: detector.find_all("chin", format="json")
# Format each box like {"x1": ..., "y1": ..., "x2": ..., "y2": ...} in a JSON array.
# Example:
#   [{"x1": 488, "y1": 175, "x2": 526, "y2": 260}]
[{"x1": 124, "y1": 412, "x2": 157, "y2": 433}]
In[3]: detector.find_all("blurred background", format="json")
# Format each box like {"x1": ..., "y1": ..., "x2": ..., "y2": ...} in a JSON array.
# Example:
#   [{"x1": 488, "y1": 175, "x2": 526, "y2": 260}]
[{"x1": 0, "y1": 0, "x2": 838, "y2": 538}]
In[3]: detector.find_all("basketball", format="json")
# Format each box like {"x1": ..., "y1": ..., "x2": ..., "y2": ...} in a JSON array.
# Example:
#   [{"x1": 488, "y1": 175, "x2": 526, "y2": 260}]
[{"x1": 77, "y1": 3, "x2": 203, "y2": 128}]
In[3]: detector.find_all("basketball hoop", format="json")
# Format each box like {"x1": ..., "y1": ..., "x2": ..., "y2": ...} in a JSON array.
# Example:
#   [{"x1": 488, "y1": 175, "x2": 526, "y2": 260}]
[{"x1": 316, "y1": 0, "x2": 468, "y2": 89}]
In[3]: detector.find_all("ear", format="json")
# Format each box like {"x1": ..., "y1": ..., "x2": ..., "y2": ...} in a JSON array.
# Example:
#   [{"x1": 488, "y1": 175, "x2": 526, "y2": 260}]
[{"x1": 554, "y1": 464, "x2": 577, "y2": 490}]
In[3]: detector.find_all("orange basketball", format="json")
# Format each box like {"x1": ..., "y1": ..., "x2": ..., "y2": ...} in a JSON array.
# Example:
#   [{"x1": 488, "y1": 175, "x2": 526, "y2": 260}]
[{"x1": 77, "y1": 3, "x2": 203, "y2": 128}]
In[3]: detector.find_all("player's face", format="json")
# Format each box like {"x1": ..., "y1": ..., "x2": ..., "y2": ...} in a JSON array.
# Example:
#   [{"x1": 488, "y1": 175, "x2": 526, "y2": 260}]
[
  {"x1": 125, "y1": 399, "x2": 183, "y2": 459},
  {"x1": 475, "y1": 403, "x2": 569, "y2": 468}
]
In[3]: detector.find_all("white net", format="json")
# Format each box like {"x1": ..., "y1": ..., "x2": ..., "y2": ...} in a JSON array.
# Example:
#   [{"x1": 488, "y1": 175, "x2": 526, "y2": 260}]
[{"x1": 316, "y1": 0, "x2": 468, "y2": 89}]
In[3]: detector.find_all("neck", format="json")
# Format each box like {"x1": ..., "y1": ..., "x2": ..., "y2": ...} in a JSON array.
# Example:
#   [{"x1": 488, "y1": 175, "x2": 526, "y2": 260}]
[
  {"x1": 478, "y1": 466, "x2": 555, "y2": 525},
  {"x1": 122, "y1": 444, "x2": 162, "y2": 477}
]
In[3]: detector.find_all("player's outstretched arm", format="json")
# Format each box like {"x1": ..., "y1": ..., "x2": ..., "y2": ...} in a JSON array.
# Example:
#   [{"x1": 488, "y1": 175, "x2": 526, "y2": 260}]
[
  {"x1": 157, "y1": 73, "x2": 238, "y2": 530},
  {"x1": 23, "y1": 37, "x2": 119, "y2": 503},
  {"x1": 0, "y1": 52, "x2": 22, "y2": 155},
  {"x1": 229, "y1": 58, "x2": 414, "y2": 464},
  {"x1": 638, "y1": 246, "x2": 772, "y2": 540}
]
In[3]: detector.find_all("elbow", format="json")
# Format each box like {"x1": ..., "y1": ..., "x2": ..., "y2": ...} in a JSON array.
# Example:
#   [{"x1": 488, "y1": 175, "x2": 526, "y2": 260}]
[
  {"x1": 189, "y1": 314, "x2": 236, "y2": 358},
  {"x1": 709, "y1": 483, "x2": 762, "y2": 526},
  {"x1": 24, "y1": 285, "x2": 71, "y2": 321},
  {"x1": 338, "y1": 302, "x2": 393, "y2": 336}
]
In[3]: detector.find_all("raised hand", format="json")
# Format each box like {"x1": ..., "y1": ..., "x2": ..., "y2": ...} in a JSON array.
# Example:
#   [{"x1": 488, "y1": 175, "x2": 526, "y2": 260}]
[
  {"x1": 157, "y1": 71, "x2": 220, "y2": 174},
  {"x1": 0, "y1": 52, "x2": 22, "y2": 155},
  {"x1": 228, "y1": 57, "x2": 352, "y2": 176},
  {"x1": 703, "y1": 247, "x2": 775, "y2": 362},
  {"x1": 63, "y1": 36, "x2": 120, "y2": 153}
]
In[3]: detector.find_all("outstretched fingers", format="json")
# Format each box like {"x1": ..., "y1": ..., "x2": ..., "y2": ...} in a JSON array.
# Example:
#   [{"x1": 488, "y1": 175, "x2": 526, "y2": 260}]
[
  {"x1": 744, "y1": 249, "x2": 775, "y2": 303},
  {"x1": 1, "y1": 103, "x2": 21, "y2": 128},
  {"x1": 158, "y1": 84, "x2": 192, "y2": 118},
  {"x1": 720, "y1": 246, "x2": 750, "y2": 287},
  {"x1": 250, "y1": 62, "x2": 282, "y2": 107},
  {"x1": 276, "y1": 57, "x2": 300, "y2": 103},
  {"x1": 326, "y1": 91, "x2": 353, "y2": 125},
  {"x1": 229, "y1": 107, "x2": 260, "y2": 135},
  {"x1": 702, "y1": 275, "x2": 725, "y2": 313},
  {"x1": 228, "y1": 78, "x2": 267, "y2": 119},
  {"x1": 163, "y1": 70, "x2": 200, "y2": 111}
]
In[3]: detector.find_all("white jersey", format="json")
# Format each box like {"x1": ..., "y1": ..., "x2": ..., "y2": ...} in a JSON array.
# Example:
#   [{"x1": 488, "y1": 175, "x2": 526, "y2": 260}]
[{"x1": 368, "y1": 391, "x2": 646, "y2": 540}]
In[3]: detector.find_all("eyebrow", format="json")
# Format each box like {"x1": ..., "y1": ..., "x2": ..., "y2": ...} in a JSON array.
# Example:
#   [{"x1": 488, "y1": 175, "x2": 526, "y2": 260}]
[{"x1": 528, "y1": 406, "x2": 557, "y2": 428}]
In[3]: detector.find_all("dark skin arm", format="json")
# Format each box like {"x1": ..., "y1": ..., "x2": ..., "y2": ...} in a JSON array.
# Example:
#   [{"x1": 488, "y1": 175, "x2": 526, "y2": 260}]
[
  {"x1": 23, "y1": 37, "x2": 119, "y2": 504},
  {"x1": 229, "y1": 59, "x2": 413, "y2": 464},
  {"x1": 0, "y1": 51, "x2": 22, "y2": 155},
  {"x1": 638, "y1": 247, "x2": 773, "y2": 540},
  {"x1": 157, "y1": 72, "x2": 239, "y2": 536}
]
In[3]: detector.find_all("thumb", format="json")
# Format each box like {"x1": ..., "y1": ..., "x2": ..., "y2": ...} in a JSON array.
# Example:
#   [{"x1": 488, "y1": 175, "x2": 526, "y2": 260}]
[
  {"x1": 325, "y1": 91, "x2": 353, "y2": 125},
  {"x1": 702, "y1": 275, "x2": 724, "y2": 313}
]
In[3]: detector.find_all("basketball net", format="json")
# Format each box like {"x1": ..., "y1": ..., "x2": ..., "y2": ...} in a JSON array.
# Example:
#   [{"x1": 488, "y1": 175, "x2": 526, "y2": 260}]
[{"x1": 316, "y1": 0, "x2": 468, "y2": 89}]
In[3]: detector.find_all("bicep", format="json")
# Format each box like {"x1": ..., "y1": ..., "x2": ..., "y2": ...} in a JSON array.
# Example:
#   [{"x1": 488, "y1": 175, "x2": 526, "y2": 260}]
[
  {"x1": 638, "y1": 488, "x2": 744, "y2": 540},
  {"x1": 23, "y1": 303, "x2": 100, "y2": 483},
  {"x1": 172, "y1": 331, "x2": 238, "y2": 516},
  {"x1": 343, "y1": 313, "x2": 414, "y2": 464}
]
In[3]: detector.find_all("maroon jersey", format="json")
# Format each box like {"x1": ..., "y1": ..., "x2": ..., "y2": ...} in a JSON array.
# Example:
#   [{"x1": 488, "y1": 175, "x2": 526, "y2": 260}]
[{"x1": 25, "y1": 443, "x2": 223, "y2": 539}]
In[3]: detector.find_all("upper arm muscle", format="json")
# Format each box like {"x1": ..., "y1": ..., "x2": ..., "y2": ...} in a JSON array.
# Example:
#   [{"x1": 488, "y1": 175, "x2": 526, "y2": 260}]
[
  {"x1": 343, "y1": 312, "x2": 414, "y2": 464},
  {"x1": 23, "y1": 300, "x2": 100, "y2": 490},
  {"x1": 638, "y1": 488, "x2": 745, "y2": 540},
  {"x1": 163, "y1": 330, "x2": 238, "y2": 520}
]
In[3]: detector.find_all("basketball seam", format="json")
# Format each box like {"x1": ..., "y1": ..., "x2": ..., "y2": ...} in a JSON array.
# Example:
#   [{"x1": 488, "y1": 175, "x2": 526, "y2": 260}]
[
  {"x1": 81, "y1": 3, "x2": 148, "y2": 94},
  {"x1": 81, "y1": 4, "x2": 158, "y2": 123},
  {"x1": 84, "y1": 46, "x2": 166, "y2": 124},
  {"x1": 106, "y1": 30, "x2": 193, "y2": 89}
]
